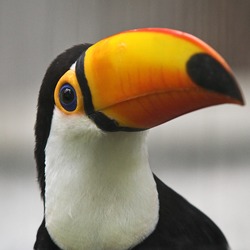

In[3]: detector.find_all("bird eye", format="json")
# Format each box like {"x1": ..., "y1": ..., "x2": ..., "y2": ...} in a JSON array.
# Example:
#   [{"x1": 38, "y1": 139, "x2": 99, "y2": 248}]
[{"x1": 59, "y1": 84, "x2": 77, "y2": 111}]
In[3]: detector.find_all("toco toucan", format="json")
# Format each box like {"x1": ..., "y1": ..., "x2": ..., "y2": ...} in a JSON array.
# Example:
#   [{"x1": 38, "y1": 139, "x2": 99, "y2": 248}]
[{"x1": 34, "y1": 28, "x2": 244, "y2": 250}]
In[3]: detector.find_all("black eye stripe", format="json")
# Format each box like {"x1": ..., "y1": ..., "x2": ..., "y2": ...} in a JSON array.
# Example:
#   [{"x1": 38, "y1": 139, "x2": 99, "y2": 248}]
[
  {"x1": 76, "y1": 53, "x2": 94, "y2": 115},
  {"x1": 59, "y1": 84, "x2": 77, "y2": 111}
]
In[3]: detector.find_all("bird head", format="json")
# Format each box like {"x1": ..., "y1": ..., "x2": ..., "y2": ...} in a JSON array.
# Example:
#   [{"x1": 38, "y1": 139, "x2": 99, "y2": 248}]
[
  {"x1": 53, "y1": 28, "x2": 243, "y2": 132},
  {"x1": 35, "y1": 28, "x2": 244, "y2": 195}
]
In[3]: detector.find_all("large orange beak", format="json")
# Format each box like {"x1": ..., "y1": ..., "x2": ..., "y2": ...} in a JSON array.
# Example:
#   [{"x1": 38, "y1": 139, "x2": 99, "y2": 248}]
[{"x1": 76, "y1": 28, "x2": 244, "y2": 131}]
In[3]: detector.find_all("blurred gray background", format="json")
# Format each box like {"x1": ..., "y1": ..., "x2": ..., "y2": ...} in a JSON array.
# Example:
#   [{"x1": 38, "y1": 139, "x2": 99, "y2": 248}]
[{"x1": 0, "y1": 0, "x2": 249, "y2": 249}]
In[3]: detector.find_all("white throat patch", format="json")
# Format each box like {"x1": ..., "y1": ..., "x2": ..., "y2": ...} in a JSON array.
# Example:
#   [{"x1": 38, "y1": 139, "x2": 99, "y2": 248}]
[{"x1": 45, "y1": 108, "x2": 159, "y2": 250}]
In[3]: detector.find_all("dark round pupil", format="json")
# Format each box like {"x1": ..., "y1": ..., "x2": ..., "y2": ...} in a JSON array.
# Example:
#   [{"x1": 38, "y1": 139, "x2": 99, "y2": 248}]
[{"x1": 61, "y1": 88, "x2": 74, "y2": 104}]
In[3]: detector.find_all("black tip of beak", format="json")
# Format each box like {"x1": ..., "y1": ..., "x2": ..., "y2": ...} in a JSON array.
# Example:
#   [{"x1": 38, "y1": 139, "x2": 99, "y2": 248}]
[{"x1": 187, "y1": 53, "x2": 244, "y2": 105}]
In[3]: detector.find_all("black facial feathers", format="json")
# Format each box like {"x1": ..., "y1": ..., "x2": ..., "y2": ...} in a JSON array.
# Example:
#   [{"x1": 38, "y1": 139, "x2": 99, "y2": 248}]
[{"x1": 35, "y1": 44, "x2": 92, "y2": 198}]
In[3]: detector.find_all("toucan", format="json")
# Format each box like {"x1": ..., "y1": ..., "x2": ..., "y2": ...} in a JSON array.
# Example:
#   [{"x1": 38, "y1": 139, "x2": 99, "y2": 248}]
[{"x1": 34, "y1": 28, "x2": 244, "y2": 250}]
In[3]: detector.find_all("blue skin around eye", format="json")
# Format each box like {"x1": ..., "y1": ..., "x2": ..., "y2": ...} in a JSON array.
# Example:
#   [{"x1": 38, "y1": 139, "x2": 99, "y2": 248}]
[{"x1": 59, "y1": 84, "x2": 77, "y2": 111}]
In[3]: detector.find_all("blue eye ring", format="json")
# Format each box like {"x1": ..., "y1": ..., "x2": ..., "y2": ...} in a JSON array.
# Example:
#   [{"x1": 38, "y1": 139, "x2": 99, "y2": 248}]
[{"x1": 59, "y1": 83, "x2": 77, "y2": 112}]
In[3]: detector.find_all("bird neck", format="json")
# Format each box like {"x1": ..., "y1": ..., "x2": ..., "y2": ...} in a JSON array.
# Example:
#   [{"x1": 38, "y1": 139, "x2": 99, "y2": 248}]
[{"x1": 44, "y1": 114, "x2": 159, "y2": 250}]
